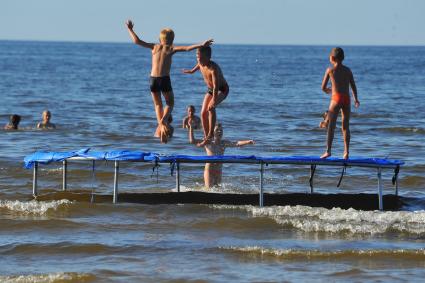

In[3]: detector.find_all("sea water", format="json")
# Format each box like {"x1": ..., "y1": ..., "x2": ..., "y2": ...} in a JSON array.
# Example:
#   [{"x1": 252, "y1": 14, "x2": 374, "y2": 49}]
[{"x1": 0, "y1": 41, "x2": 424, "y2": 282}]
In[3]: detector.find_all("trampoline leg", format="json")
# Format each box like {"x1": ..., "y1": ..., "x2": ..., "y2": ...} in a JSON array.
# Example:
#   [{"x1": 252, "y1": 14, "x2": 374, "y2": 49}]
[
  {"x1": 62, "y1": 160, "x2": 67, "y2": 191},
  {"x1": 309, "y1": 165, "x2": 316, "y2": 194},
  {"x1": 113, "y1": 161, "x2": 119, "y2": 204},
  {"x1": 377, "y1": 168, "x2": 383, "y2": 211},
  {"x1": 395, "y1": 174, "x2": 399, "y2": 196},
  {"x1": 33, "y1": 162, "x2": 38, "y2": 197},
  {"x1": 259, "y1": 162, "x2": 264, "y2": 207},
  {"x1": 176, "y1": 162, "x2": 180, "y2": 193}
]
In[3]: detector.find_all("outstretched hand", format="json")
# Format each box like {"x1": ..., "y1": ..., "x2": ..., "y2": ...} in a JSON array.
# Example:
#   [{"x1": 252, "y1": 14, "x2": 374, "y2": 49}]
[
  {"x1": 126, "y1": 20, "x2": 134, "y2": 30},
  {"x1": 203, "y1": 39, "x2": 214, "y2": 47},
  {"x1": 182, "y1": 69, "x2": 191, "y2": 74},
  {"x1": 354, "y1": 100, "x2": 360, "y2": 108}
]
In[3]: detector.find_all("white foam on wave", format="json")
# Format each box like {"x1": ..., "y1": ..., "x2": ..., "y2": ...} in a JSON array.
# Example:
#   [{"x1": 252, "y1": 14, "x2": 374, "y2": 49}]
[
  {"x1": 219, "y1": 246, "x2": 425, "y2": 259},
  {"x1": 0, "y1": 272, "x2": 94, "y2": 283},
  {"x1": 211, "y1": 205, "x2": 425, "y2": 235},
  {"x1": 0, "y1": 199, "x2": 72, "y2": 215}
]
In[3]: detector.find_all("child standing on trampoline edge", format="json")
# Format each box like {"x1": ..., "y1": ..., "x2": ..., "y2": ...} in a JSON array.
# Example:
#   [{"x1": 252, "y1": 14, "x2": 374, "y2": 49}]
[
  {"x1": 125, "y1": 20, "x2": 212, "y2": 143},
  {"x1": 320, "y1": 47, "x2": 360, "y2": 160}
]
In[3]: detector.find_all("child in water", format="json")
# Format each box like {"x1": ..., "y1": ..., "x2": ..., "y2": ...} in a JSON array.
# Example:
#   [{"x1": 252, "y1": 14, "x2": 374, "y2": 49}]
[
  {"x1": 320, "y1": 47, "x2": 360, "y2": 159},
  {"x1": 37, "y1": 110, "x2": 56, "y2": 129},
  {"x1": 126, "y1": 20, "x2": 212, "y2": 143},
  {"x1": 182, "y1": 105, "x2": 201, "y2": 129},
  {"x1": 183, "y1": 46, "x2": 229, "y2": 146},
  {"x1": 189, "y1": 123, "x2": 254, "y2": 188},
  {"x1": 4, "y1": 114, "x2": 21, "y2": 130}
]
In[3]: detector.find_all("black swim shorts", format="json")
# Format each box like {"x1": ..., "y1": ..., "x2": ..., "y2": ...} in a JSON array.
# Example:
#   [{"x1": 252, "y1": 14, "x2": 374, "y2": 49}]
[
  {"x1": 207, "y1": 84, "x2": 229, "y2": 95},
  {"x1": 150, "y1": 76, "x2": 173, "y2": 92}
]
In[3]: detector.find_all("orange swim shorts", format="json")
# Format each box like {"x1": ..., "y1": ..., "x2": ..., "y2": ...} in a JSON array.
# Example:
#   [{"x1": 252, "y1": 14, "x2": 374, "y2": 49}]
[{"x1": 332, "y1": 92, "x2": 350, "y2": 106}]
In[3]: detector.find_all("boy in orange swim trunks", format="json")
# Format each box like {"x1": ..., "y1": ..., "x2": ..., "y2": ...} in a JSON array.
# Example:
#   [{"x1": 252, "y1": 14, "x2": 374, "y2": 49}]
[{"x1": 320, "y1": 47, "x2": 360, "y2": 159}]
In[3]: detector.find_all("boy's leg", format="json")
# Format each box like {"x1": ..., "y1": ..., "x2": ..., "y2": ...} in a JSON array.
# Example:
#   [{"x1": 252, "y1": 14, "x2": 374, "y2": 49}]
[
  {"x1": 151, "y1": 91, "x2": 164, "y2": 124},
  {"x1": 321, "y1": 101, "x2": 341, "y2": 158},
  {"x1": 206, "y1": 90, "x2": 228, "y2": 139},
  {"x1": 201, "y1": 93, "x2": 213, "y2": 139},
  {"x1": 161, "y1": 91, "x2": 174, "y2": 125},
  {"x1": 341, "y1": 104, "x2": 351, "y2": 159},
  {"x1": 204, "y1": 164, "x2": 212, "y2": 188}
]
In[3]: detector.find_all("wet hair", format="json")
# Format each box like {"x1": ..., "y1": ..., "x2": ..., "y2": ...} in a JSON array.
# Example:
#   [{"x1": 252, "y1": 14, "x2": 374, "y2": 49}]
[
  {"x1": 199, "y1": 46, "x2": 211, "y2": 58},
  {"x1": 9, "y1": 114, "x2": 21, "y2": 129},
  {"x1": 168, "y1": 114, "x2": 173, "y2": 123},
  {"x1": 188, "y1": 105, "x2": 195, "y2": 112},
  {"x1": 9, "y1": 114, "x2": 21, "y2": 125},
  {"x1": 160, "y1": 28, "x2": 174, "y2": 45},
  {"x1": 330, "y1": 47, "x2": 344, "y2": 61}
]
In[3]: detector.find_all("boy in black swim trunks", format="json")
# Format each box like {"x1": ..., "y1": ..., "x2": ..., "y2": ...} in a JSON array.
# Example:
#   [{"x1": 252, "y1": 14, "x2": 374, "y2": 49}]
[
  {"x1": 126, "y1": 20, "x2": 212, "y2": 143},
  {"x1": 182, "y1": 46, "x2": 229, "y2": 146}
]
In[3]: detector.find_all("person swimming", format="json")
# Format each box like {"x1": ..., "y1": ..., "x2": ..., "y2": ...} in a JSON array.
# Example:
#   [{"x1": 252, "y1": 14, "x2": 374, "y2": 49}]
[
  {"x1": 188, "y1": 123, "x2": 254, "y2": 188},
  {"x1": 37, "y1": 110, "x2": 56, "y2": 129},
  {"x1": 4, "y1": 114, "x2": 21, "y2": 130}
]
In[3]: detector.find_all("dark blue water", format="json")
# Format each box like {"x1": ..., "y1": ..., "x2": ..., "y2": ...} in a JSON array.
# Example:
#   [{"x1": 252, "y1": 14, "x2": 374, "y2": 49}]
[{"x1": 0, "y1": 41, "x2": 424, "y2": 282}]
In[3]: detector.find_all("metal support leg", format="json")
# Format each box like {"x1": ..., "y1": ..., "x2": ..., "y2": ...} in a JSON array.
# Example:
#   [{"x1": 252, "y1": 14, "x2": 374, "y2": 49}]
[
  {"x1": 113, "y1": 161, "x2": 119, "y2": 204},
  {"x1": 176, "y1": 162, "x2": 180, "y2": 192},
  {"x1": 377, "y1": 168, "x2": 383, "y2": 211},
  {"x1": 259, "y1": 162, "x2": 264, "y2": 207},
  {"x1": 33, "y1": 162, "x2": 38, "y2": 197},
  {"x1": 309, "y1": 165, "x2": 316, "y2": 194},
  {"x1": 62, "y1": 160, "x2": 67, "y2": 191},
  {"x1": 395, "y1": 174, "x2": 399, "y2": 196}
]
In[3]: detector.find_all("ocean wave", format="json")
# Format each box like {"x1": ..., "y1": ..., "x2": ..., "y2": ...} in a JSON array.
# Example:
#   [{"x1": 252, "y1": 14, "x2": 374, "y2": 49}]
[
  {"x1": 219, "y1": 246, "x2": 425, "y2": 260},
  {"x1": 0, "y1": 272, "x2": 96, "y2": 283},
  {"x1": 211, "y1": 205, "x2": 425, "y2": 235},
  {"x1": 0, "y1": 199, "x2": 72, "y2": 215},
  {"x1": 374, "y1": 127, "x2": 425, "y2": 135}
]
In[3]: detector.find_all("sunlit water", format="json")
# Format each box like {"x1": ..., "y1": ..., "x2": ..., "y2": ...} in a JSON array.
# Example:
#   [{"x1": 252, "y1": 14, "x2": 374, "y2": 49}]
[{"x1": 0, "y1": 41, "x2": 424, "y2": 282}]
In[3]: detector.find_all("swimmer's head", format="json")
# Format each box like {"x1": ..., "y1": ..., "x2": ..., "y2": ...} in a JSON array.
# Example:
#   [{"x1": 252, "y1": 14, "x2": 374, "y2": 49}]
[
  {"x1": 160, "y1": 28, "x2": 174, "y2": 45},
  {"x1": 42, "y1": 110, "x2": 51, "y2": 122},
  {"x1": 330, "y1": 47, "x2": 344, "y2": 62},
  {"x1": 214, "y1": 123, "x2": 223, "y2": 139},
  {"x1": 187, "y1": 105, "x2": 195, "y2": 116},
  {"x1": 197, "y1": 46, "x2": 211, "y2": 66},
  {"x1": 10, "y1": 114, "x2": 21, "y2": 128}
]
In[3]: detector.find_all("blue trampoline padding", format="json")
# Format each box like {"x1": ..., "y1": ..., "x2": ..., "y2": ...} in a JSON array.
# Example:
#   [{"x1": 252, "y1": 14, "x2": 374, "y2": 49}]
[
  {"x1": 24, "y1": 149, "x2": 154, "y2": 168},
  {"x1": 258, "y1": 156, "x2": 404, "y2": 166},
  {"x1": 146, "y1": 154, "x2": 258, "y2": 163},
  {"x1": 24, "y1": 150, "x2": 404, "y2": 169}
]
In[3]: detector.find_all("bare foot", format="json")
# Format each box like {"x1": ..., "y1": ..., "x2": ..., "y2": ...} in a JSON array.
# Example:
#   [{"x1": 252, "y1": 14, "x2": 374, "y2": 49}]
[
  {"x1": 159, "y1": 127, "x2": 169, "y2": 144},
  {"x1": 343, "y1": 152, "x2": 349, "y2": 160},
  {"x1": 197, "y1": 137, "x2": 212, "y2": 147},
  {"x1": 320, "y1": 151, "x2": 331, "y2": 159},
  {"x1": 154, "y1": 125, "x2": 161, "y2": 138}
]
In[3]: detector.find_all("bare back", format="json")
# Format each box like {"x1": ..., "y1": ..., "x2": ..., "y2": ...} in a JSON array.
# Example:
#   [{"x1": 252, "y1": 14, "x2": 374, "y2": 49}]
[
  {"x1": 328, "y1": 65, "x2": 353, "y2": 95},
  {"x1": 151, "y1": 44, "x2": 175, "y2": 77}
]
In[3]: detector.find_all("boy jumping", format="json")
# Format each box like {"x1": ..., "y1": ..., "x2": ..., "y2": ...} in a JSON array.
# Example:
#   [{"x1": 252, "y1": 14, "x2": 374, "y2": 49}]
[
  {"x1": 320, "y1": 47, "x2": 360, "y2": 159},
  {"x1": 183, "y1": 46, "x2": 229, "y2": 146},
  {"x1": 126, "y1": 20, "x2": 212, "y2": 143}
]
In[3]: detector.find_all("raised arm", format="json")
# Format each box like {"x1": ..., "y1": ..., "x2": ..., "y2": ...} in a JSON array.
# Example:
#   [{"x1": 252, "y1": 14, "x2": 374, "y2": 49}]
[
  {"x1": 224, "y1": 140, "x2": 255, "y2": 148},
  {"x1": 349, "y1": 70, "x2": 360, "y2": 108},
  {"x1": 125, "y1": 20, "x2": 154, "y2": 49},
  {"x1": 173, "y1": 39, "x2": 213, "y2": 53},
  {"x1": 321, "y1": 68, "x2": 332, "y2": 94},
  {"x1": 188, "y1": 124, "x2": 202, "y2": 145},
  {"x1": 182, "y1": 64, "x2": 200, "y2": 74}
]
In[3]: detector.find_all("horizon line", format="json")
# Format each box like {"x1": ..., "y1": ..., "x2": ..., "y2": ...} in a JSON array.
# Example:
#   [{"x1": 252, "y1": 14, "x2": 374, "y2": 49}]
[{"x1": 1, "y1": 38, "x2": 425, "y2": 48}]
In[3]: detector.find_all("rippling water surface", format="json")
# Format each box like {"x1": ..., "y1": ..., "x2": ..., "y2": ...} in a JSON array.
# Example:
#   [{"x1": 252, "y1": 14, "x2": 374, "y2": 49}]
[{"x1": 0, "y1": 41, "x2": 424, "y2": 282}]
